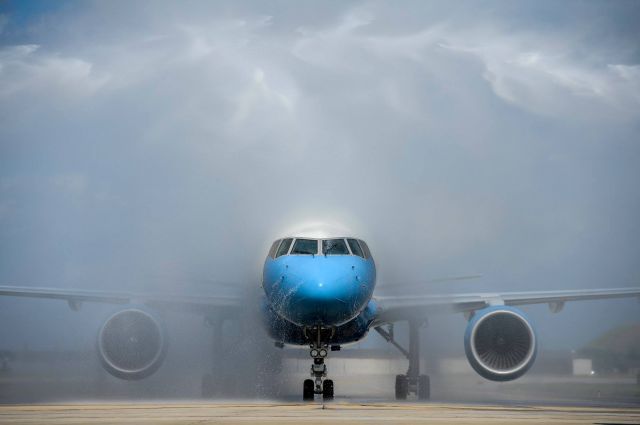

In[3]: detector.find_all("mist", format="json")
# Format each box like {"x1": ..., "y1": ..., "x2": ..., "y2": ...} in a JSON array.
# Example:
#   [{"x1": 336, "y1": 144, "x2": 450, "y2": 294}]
[{"x1": 0, "y1": 0, "x2": 639, "y2": 402}]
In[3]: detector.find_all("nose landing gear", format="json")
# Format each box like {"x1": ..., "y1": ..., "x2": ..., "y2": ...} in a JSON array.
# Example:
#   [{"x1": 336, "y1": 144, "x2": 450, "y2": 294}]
[
  {"x1": 303, "y1": 326, "x2": 334, "y2": 401},
  {"x1": 304, "y1": 349, "x2": 334, "y2": 401}
]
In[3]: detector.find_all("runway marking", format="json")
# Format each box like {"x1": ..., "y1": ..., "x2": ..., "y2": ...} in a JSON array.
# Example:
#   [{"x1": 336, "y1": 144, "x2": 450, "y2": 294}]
[{"x1": 0, "y1": 402, "x2": 638, "y2": 424}]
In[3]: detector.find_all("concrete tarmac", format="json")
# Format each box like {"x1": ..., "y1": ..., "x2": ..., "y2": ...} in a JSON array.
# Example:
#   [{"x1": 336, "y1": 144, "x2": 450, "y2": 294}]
[{"x1": 0, "y1": 402, "x2": 639, "y2": 425}]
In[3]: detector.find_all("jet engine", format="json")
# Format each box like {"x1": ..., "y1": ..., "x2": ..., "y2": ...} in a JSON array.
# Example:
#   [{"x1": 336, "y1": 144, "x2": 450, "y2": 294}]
[
  {"x1": 97, "y1": 308, "x2": 168, "y2": 380},
  {"x1": 464, "y1": 306, "x2": 537, "y2": 381}
]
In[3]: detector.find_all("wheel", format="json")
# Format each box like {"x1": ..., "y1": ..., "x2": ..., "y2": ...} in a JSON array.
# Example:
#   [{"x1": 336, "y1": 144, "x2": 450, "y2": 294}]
[
  {"x1": 322, "y1": 379, "x2": 334, "y2": 400},
  {"x1": 417, "y1": 374, "x2": 430, "y2": 400},
  {"x1": 303, "y1": 379, "x2": 315, "y2": 401},
  {"x1": 201, "y1": 374, "x2": 215, "y2": 398},
  {"x1": 395, "y1": 374, "x2": 408, "y2": 400}
]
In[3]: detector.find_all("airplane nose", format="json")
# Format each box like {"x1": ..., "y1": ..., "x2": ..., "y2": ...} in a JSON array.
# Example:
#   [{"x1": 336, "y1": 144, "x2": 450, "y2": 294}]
[{"x1": 279, "y1": 269, "x2": 364, "y2": 326}]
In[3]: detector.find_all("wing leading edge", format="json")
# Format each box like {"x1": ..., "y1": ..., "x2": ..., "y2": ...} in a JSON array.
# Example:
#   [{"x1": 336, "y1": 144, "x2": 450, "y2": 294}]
[
  {"x1": 374, "y1": 287, "x2": 640, "y2": 324},
  {"x1": 0, "y1": 285, "x2": 241, "y2": 314}
]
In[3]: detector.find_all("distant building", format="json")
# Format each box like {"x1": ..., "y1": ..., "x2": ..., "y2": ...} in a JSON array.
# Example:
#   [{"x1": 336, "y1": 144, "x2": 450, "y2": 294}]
[
  {"x1": 579, "y1": 323, "x2": 640, "y2": 374},
  {"x1": 572, "y1": 358, "x2": 592, "y2": 376}
]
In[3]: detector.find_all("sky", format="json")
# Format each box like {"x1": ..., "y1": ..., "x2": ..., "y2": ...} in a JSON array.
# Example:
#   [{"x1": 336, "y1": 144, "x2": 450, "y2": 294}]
[{"x1": 0, "y1": 0, "x2": 639, "y2": 357}]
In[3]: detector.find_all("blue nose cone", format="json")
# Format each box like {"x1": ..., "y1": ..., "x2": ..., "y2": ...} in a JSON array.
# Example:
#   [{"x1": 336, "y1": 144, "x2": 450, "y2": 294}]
[
  {"x1": 269, "y1": 256, "x2": 371, "y2": 327},
  {"x1": 291, "y1": 273, "x2": 357, "y2": 325}
]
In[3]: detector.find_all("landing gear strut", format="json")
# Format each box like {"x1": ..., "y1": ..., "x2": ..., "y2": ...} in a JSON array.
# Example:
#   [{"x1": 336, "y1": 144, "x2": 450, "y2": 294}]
[
  {"x1": 376, "y1": 319, "x2": 430, "y2": 400},
  {"x1": 303, "y1": 326, "x2": 334, "y2": 401}
]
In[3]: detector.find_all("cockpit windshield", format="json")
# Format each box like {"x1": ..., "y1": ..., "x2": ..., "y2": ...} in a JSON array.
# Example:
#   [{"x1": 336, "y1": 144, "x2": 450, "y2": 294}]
[
  {"x1": 291, "y1": 238, "x2": 318, "y2": 255},
  {"x1": 322, "y1": 239, "x2": 349, "y2": 255},
  {"x1": 347, "y1": 238, "x2": 364, "y2": 258},
  {"x1": 275, "y1": 238, "x2": 292, "y2": 258},
  {"x1": 269, "y1": 237, "x2": 371, "y2": 258}
]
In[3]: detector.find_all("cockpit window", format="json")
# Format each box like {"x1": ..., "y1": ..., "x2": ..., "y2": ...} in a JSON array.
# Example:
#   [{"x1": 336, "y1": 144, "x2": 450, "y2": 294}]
[
  {"x1": 291, "y1": 238, "x2": 318, "y2": 255},
  {"x1": 322, "y1": 239, "x2": 349, "y2": 255},
  {"x1": 347, "y1": 239, "x2": 365, "y2": 258},
  {"x1": 275, "y1": 238, "x2": 293, "y2": 258},
  {"x1": 358, "y1": 239, "x2": 371, "y2": 259},
  {"x1": 268, "y1": 240, "x2": 280, "y2": 258}
]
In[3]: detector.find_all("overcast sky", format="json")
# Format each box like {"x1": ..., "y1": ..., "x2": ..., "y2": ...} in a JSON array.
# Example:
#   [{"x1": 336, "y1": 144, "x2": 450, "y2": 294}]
[{"x1": 0, "y1": 1, "x2": 639, "y2": 351}]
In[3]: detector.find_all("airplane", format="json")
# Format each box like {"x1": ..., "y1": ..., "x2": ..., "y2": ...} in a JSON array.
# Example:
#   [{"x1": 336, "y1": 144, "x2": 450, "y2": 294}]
[{"x1": 0, "y1": 224, "x2": 639, "y2": 401}]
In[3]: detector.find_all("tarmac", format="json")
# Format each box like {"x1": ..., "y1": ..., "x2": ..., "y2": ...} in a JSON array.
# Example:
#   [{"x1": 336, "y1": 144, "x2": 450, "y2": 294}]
[
  {"x1": 2, "y1": 360, "x2": 639, "y2": 424},
  {"x1": 0, "y1": 402, "x2": 639, "y2": 425}
]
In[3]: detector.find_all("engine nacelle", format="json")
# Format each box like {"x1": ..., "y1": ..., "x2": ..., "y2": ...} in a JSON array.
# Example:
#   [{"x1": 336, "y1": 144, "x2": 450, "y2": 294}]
[
  {"x1": 464, "y1": 306, "x2": 537, "y2": 381},
  {"x1": 98, "y1": 308, "x2": 168, "y2": 380}
]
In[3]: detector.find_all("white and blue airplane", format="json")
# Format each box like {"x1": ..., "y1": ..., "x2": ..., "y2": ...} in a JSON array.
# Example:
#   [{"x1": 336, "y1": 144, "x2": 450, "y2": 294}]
[{"x1": 1, "y1": 223, "x2": 639, "y2": 401}]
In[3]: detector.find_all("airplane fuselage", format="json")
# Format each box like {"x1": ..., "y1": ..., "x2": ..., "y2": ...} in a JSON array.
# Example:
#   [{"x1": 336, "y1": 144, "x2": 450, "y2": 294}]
[{"x1": 261, "y1": 236, "x2": 377, "y2": 346}]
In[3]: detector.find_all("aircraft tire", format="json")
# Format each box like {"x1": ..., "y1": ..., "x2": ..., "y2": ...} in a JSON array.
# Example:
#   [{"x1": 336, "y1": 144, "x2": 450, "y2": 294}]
[
  {"x1": 303, "y1": 379, "x2": 315, "y2": 401},
  {"x1": 418, "y1": 375, "x2": 430, "y2": 400},
  {"x1": 322, "y1": 379, "x2": 334, "y2": 400},
  {"x1": 395, "y1": 374, "x2": 408, "y2": 400}
]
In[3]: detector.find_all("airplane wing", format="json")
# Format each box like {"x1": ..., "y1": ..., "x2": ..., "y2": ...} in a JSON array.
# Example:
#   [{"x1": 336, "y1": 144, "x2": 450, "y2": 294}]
[
  {"x1": 374, "y1": 287, "x2": 640, "y2": 324},
  {"x1": 375, "y1": 275, "x2": 483, "y2": 296},
  {"x1": 0, "y1": 285, "x2": 242, "y2": 314}
]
